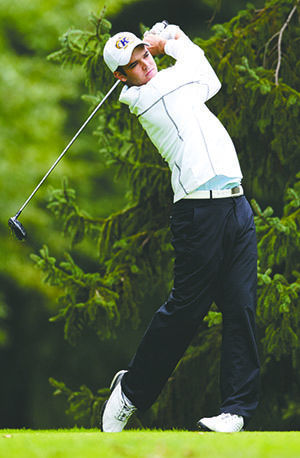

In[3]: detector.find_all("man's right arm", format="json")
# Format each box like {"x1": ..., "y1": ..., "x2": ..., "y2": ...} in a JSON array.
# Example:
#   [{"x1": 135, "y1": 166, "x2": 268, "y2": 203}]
[
  {"x1": 144, "y1": 34, "x2": 167, "y2": 56},
  {"x1": 144, "y1": 23, "x2": 221, "y2": 102}
]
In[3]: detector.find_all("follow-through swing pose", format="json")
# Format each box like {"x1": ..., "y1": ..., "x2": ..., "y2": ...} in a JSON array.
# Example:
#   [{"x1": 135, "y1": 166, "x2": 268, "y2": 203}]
[{"x1": 101, "y1": 22, "x2": 260, "y2": 433}]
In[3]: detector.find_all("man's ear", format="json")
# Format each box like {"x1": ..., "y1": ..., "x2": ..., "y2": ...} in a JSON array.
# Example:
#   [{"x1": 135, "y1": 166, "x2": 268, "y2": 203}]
[{"x1": 114, "y1": 70, "x2": 127, "y2": 83}]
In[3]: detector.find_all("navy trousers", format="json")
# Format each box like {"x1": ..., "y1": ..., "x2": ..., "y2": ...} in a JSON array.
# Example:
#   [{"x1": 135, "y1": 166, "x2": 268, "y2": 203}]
[{"x1": 122, "y1": 196, "x2": 260, "y2": 424}]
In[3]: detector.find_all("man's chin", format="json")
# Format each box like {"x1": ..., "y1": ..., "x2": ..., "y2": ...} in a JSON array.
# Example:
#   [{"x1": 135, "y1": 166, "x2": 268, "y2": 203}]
[
  {"x1": 145, "y1": 68, "x2": 157, "y2": 82},
  {"x1": 128, "y1": 69, "x2": 157, "y2": 86}
]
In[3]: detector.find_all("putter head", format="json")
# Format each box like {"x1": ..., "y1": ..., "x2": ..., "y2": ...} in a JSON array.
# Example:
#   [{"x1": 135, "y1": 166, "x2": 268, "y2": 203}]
[{"x1": 8, "y1": 217, "x2": 27, "y2": 241}]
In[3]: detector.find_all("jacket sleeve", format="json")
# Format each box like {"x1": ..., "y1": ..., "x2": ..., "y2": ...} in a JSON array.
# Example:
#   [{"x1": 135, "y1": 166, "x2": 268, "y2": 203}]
[{"x1": 164, "y1": 33, "x2": 221, "y2": 101}]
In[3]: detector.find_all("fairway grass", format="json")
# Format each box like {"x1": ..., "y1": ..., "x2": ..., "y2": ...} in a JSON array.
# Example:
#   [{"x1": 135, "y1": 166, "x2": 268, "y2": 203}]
[{"x1": 0, "y1": 430, "x2": 300, "y2": 458}]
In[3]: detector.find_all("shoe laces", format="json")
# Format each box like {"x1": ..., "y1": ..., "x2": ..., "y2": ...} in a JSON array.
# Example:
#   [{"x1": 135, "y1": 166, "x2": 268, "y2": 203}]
[
  {"x1": 116, "y1": 393, "x2": 136, "y2": 422},
  {"x1": 219, "y1": 413, "x2": 240, "y2": 422}
]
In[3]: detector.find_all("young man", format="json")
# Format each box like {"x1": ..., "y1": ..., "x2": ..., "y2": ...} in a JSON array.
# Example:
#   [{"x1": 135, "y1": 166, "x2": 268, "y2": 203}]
[{"x1": 101, "y1": 23, "x2": 260, "y2": 433}]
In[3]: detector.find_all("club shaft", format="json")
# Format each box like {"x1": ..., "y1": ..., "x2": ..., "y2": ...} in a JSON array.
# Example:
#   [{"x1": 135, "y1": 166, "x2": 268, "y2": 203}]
[{"x1": 15, "y1": 79, "x2": 120, "y2": 219}]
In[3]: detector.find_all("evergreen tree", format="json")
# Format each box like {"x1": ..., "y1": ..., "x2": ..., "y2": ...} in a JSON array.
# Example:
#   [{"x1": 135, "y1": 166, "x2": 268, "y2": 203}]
[
  {"x1": 0, "y1": 0, "x2": 132, "y2": 428},
  {"x1": 32, "y1": 0, "x2": 300, "y2": 429}
]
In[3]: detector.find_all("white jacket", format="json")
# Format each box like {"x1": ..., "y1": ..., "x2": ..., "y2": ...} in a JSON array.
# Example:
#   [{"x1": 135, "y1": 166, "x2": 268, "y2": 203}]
[{"x1": 119, "y1": 33, "x2": 242, "y2": 202}]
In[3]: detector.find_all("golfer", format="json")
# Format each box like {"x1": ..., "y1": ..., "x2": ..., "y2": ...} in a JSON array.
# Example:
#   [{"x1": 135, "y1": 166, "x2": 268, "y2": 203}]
[{"x1": 101, "y1": 23, "x2": 260, "y2": 433}]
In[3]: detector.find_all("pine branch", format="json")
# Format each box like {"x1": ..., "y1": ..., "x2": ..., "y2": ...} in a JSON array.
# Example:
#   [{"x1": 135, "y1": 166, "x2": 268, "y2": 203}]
[
  {"x1": 274, "y1": 0, "x2": 299, "y2": 85},
  {"x1": 47, "y1": 179, "x2": 105, "y2": 246},
  {"x1": 31, "y1": 246, "x2": 121, "y2": 343},
  {"x1": 49, "y1": 377, "x2": 110, "y2": 427},
  {"x1": 257, "y1": 272, "x2": 300, "y2": 360},
  {"x1": 207, "y1": 0, "x2": 222, "y2": 27},
  {"x1": 263, "y1": 31, "x2": 280, "y2": 68}
]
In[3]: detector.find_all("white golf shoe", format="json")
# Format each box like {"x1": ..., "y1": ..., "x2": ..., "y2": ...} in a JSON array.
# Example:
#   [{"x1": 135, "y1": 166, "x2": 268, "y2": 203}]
[
  {"x1": 100, "y1": 370, "x2": 137, "y2": 432},
  {"x1": 198, "y1": 413, "x2": 244, "y2": 432}
]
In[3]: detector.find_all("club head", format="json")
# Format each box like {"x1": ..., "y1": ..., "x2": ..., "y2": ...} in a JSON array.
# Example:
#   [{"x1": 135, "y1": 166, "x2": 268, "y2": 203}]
[{"x1": 8, "y1": 217, "x2": 27, "y2": 241}]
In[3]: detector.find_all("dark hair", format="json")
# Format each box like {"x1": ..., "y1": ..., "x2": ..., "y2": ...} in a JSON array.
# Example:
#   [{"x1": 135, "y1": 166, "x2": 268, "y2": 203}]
[{"x1": 116, "y1": 66, "x2": 126, "y2": 76}]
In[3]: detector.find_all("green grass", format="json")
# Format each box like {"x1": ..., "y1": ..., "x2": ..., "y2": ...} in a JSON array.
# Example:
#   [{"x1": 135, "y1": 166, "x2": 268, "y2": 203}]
[{"x1": 0, "y1": 430, "x2": 300, "y2": 458}]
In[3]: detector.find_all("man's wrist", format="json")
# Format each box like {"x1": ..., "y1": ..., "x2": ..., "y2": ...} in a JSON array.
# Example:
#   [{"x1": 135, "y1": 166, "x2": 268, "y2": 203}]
[{"x1": 145, "y1": 35, "x2": 167, "y2": 56}]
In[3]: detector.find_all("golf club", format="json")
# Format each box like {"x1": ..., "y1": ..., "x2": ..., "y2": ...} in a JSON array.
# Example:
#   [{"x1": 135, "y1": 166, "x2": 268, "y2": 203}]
[{"x1": 8, "y1": 79, "x2": 120, "y2": 240}]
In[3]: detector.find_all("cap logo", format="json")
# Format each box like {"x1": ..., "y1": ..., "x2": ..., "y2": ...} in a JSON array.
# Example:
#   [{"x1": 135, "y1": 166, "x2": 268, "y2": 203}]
[{"x1": 115, "y1": 35, "x2": 134, "y2": 50}]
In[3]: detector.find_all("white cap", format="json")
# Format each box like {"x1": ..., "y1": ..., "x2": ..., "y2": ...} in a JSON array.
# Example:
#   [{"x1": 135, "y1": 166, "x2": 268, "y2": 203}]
[{"x1": 103, "y1": 32, "x2": 149, "y2": 72}]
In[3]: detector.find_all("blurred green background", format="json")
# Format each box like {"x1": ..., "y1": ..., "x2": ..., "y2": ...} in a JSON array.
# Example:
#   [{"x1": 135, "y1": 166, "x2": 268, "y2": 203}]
[{"x1": 0, "y1": 0, "x2": 265, "y2": 428}]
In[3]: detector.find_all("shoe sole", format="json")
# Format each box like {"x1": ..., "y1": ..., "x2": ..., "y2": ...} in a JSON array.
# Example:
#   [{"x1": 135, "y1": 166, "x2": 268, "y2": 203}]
[
  {"x1": 100, "y1": 370, "x2": 128, "y2": 432},
  {"x1": 197, "y1": 420, "x2": 244, "y2": 433},
  {"x1": 100, "y1": 400, "x2": 108, "y2": 432},
  {"x1": 197, "y1": 421, "x2": 213, "y2": 432}
]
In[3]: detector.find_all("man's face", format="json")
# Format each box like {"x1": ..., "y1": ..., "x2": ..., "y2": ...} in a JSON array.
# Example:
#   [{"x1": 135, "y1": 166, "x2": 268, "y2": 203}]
[{"x1": 114, "y1": 45, "x2": 158, "y2": 86}]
